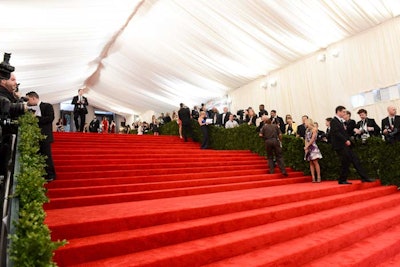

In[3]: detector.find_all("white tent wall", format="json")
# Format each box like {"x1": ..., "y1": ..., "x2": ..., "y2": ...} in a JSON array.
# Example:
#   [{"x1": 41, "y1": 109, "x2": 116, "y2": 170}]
[
  {"x1": 139, "y1": 110, "x2": 156, "y2": 125},
  {"x1": 229, "y1": 16, "x2": 400, "y2": 127}
]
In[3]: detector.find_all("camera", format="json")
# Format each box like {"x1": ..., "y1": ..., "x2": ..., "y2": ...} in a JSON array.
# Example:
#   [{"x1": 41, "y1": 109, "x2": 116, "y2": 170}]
[{"x1": 0, "y1": 53, "x2": 14, "y2": 80}]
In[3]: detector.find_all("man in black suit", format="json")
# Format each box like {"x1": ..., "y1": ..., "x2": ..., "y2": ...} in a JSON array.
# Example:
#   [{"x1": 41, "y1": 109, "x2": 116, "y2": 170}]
[
  {"x1": 191, "y1": 105, "x2": 200, "y2": 120},
  {"x1": 296, "y1": 115, "x2": 308, "y2": 138},
  {"x1": 324, "y1": 117, "x2": 332, "y2": 143},
  {"x1": 270, "y1": 110, "x2": 285, "y2": 134},
  {"x1": 382, "y1": 106, "x2": 400, "y2": 143},
  {"x1": 354, "y1": 108, "x2": 381, "y2": 141},
  {"x1": 26, "y1": 91, "x2": 56, "y2": 182},
  {"x1": 71, "y1": 89, "x2": 88, "y2": 132},
  {"x1": 178, "y1": 103, "x2": 192, "y2": 142},
  {"x1": 218, "y1": 107, "x2": 231, "y2": 127},
  {"x1": 330, "y1": 106, "x2": 374, "y2": 184},
  {"x1": 343, "y1": 111, "x2": 356, "y2": 139}
]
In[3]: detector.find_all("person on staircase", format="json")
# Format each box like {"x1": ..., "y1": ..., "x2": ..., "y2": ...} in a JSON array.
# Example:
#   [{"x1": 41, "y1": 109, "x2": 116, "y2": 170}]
[
  {"x1": 259, "y1": 115, "x2": 288, "y2": 177},
  {"x1": 26, "y1": 91, "x2": 56, "y2": 182},
  {"x1": 304, "y1": 118, "x2": 323, "y2": 183},
  {"x1": 71, "y1": 88, "x2": 88, "y2": 132}
]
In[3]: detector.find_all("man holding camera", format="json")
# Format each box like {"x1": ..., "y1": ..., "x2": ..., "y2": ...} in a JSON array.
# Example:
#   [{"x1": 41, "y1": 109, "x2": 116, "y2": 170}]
[
  {"x1": 71, "y1": 89, "x2": 89, "y2": 132},
  {"x1": 0, "y1": 60, "x2": 19, "y2": 104},
  {"x1": 26, "y1": 91, "x2": 56, "y2": 182}
]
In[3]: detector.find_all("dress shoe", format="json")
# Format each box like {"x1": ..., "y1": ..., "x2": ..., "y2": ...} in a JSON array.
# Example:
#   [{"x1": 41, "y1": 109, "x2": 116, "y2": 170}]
[
  {"x1": 338, "y1": 181, "x2": 352, "y2": 184},
  {"x1": 282, "y1": 172, "x2": 288, "y2": 177},
  {"x1": 45, "y1": 176, "x2": 56, "y2": 182},
  {"x1": 362, "y1": 178, "x2": 375, "y2": 182}
]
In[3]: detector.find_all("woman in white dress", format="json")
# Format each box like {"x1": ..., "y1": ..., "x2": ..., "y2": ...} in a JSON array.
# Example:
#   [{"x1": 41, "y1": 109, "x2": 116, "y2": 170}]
[{"x1": 304, "y1": 118, "x2": 323, "y2": 182}]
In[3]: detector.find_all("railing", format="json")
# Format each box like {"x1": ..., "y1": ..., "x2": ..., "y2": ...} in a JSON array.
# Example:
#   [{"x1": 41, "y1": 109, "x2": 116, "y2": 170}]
[{"x1": 0, "y1": 133, "x2": 18, "y2": 267}]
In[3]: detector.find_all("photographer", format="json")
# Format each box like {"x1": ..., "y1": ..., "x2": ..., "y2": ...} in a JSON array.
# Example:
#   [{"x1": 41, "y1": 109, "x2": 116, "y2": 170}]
[
  {"x1": 0, "y1": 73, "x2": 19, "y2": 103},
  {"x1": 382, "y1": 106, "x2": 400, "y2": 143},
  {"x1": 0, "y1": 53, "x2": 25, "y2": 179}
]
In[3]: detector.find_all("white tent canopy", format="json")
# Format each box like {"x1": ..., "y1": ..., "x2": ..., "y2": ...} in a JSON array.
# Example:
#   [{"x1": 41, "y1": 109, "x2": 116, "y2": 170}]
[{"x1": 1, "y1": 0, "x2": 400, "y2": 117}]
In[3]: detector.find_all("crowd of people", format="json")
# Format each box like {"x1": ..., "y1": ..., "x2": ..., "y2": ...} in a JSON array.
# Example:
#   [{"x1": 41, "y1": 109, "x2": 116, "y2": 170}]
[{"x1": 161, "y1": 102, "x2": 398, "y2": 184}]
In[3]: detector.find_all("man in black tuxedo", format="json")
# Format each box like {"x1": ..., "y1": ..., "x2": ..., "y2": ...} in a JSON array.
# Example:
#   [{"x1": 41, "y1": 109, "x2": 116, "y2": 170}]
[
  {"x1": 296, "y1": 115, "x2": 308, "y2": 138},
  {"x1": 71, "y1": 89, "x2": 88, "y2": 132},
  {"x1": 270, "y1": 110, "x2": 285, "y2": 134},
  {"x1": 191, "y1": 105, "x2": 200, "y2": 120},
  {"x1": 323, "y1": 117, "x2": 332, "y2": 143},
  {"x1": 382, "y1": 106, "x2": 400, "y2": 143},
  {"x1": 218, "y1": 107, "x2": 231, "y2": 127},
  {"x1": 26, "y1": 91, "x2": 56, "y2": 181},
  {"x1": 354, "y1": 108, "x2": 381, "y2": 141},
  {"x1": 330, "y1": 106, "x2": 374, "y2": 184},
  {"x1": 178, "y1": 103, "x2": 192, "y2": 142}
]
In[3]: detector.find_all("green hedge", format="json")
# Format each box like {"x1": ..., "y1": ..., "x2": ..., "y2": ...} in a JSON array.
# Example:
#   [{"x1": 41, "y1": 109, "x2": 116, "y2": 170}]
[
  {"x1": 160, "y1": 120, "x2": 400, "y2": 186},
  {"x1": 9, "y1": 113, "x2": 66, "y2": 267}
]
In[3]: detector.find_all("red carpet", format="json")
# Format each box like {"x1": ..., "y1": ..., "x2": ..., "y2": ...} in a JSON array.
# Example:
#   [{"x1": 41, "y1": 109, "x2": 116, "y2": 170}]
[{"x1": 44, "y1": 132, "x2": 400, "y2": 266}]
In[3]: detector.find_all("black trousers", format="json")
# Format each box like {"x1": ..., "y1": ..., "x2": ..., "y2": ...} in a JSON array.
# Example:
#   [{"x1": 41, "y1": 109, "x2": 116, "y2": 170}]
[
  {"x1": 200, "y1": 125, "x2": 209, "y2": 148},
  {"x1": 40, "y1": 141, "x2": 56, "y2": 180},
  {"x1": 335, "y1": 146, "x2": 369, "y2": 182},
  {"x1": 181, "y1": 123, "x2": 193, "y2": 142},
  {"x1": 74, "y1": 109, "x2": 86, "y2": 132}
]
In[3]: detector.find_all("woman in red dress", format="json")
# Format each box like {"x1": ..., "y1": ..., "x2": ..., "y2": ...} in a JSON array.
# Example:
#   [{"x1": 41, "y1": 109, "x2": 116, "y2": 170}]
[{"x1": 101, "y1": 117, "x2": 109, "y2": 134}]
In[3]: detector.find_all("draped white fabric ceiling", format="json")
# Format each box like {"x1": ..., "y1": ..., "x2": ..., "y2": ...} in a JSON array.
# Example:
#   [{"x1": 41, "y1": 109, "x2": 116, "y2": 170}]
[{"x1": 1, "y1": 0, "x2": 399, "y2": 115}]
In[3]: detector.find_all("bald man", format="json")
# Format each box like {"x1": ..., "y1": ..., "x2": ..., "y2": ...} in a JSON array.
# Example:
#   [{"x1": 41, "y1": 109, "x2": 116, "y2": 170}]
[{"x1": 382, "y1": 106, "x2": 400, "y2": 143}]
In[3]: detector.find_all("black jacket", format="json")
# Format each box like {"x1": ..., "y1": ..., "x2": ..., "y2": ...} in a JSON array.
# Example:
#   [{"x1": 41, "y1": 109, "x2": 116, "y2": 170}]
[
  {"x1": 178, "y1": 107, "x2": 191, "y2": 126},
  {"x1": 382, "y1": 115, "x2": 400, "y2": 142},
  {"x1": 38, "y1": 102, "x2": 55, "y2": 143},
  {"x1": 355, "y1": 118, "x2": 381, "y2": 137},
  {"x1": 330, "y1": 117, "x2": 349, "y2": 150},
  {"x1": 71, "y1": 95, "x2": 89, "y2": 114}
]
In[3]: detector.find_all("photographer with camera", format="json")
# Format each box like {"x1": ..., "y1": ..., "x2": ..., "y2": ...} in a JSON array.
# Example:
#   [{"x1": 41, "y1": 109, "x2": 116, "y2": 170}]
[
  {"x1": 0, "y1": 73, "x2": 18, "y2": 103},
  {"x1": 382, "y1": 106, "x2": 400, "y2": 143},
  {"x1": 354, "y1": 108, "x2": 381, "y2": 143},
  {"x1": 0, "y1": 53, "x2": 25, "y2": 178}
]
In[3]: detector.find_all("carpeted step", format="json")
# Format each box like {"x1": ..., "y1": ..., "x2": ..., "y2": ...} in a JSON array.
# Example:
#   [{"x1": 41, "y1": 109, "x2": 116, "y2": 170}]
[
  {"x1": 45, "y1": 169, "x2": 294, "y2": 188},
  {"x1": 375, "y1": 250, "x2": 400, "y2": 266},
  {"x1": 53, "y1": 155, "x2": 262, "y2": 166},
  {"x1": 45, "y1": 182, "x2": 381, "y2": 240},
  {"x1": 304, "y1": 224, "x2": 400, "y2": 267},
  {"x1": 203, "y1": 200, "x2": 400, "y2": 267},
  {"x1": 54, "y1": 163, "x2": 268, "y2": 179},
  {"x1": 45, "y1": 176, "x2": 311, "y2": 209},
  {"x1": 67, "y1": 188, "x2": 400, "y2": 267},
  {"x1": 52, "y1": 186, "x2": 397, "y2": 266},
  {"x1": 47, "y1": 174, "x2": 306, "y2": 197},
  {"x1": 52, "y1": 152, "x2": 261, "y2": 161},
  {"x1": 54, "y1": 159, "x2": 267, "y2": 172}
]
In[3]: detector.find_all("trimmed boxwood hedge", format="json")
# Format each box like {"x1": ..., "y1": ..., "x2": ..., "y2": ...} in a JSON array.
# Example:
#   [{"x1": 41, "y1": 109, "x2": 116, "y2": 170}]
[
  {"x1": 9, "y1": 112, "x2": 66, "y2": 267},
  {"x1": 160, "y1": 120, "x2": 400, "y2": 186}
]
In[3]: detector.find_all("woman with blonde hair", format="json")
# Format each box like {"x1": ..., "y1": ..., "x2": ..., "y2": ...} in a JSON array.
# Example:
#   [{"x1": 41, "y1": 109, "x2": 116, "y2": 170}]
[
  {"x1": 304, "y1": 118, "x2": 323, "y2": 182},
  {"x1": 285, "y1": 115, "x2": 297, "y2": 136},
  {"x1": 246, "y1": 107, "x2": 257, "y2": 126}
]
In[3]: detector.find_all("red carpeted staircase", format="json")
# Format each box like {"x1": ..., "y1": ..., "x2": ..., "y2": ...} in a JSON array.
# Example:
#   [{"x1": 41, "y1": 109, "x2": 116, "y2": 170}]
[{"x1": 44, "y1": 132, "x2": 400, "y2": 267}]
